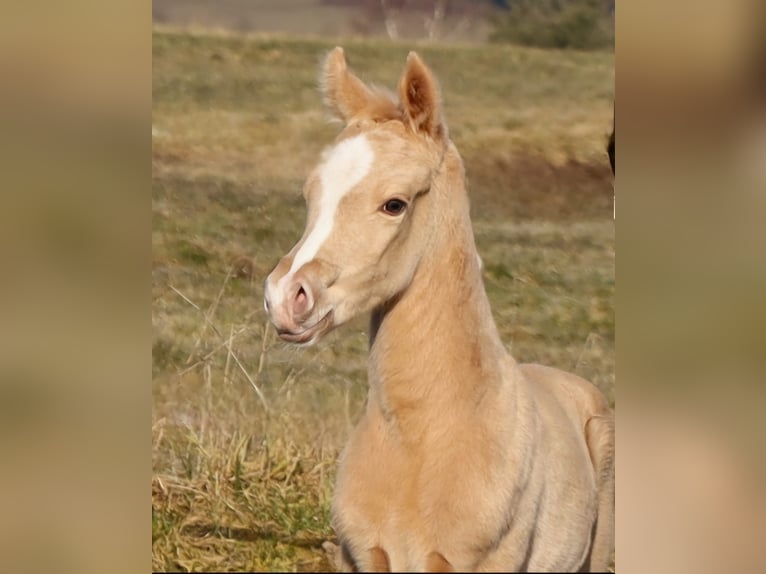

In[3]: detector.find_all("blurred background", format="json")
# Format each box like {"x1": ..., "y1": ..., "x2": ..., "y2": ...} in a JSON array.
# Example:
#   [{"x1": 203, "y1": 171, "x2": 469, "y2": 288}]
[{"x1": 2, "y1": 1, "x2": 765, "y2": 574}]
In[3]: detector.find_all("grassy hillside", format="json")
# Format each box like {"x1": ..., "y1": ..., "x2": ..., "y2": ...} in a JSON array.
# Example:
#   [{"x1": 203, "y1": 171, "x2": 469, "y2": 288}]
[{"x1": 152, "y1": 29, "x2": 614, "y2": 571}]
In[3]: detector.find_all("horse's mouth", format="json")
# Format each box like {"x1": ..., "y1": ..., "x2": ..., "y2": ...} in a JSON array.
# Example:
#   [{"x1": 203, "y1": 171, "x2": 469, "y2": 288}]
[{"x1": 277, "y1": 310, "x2": 334, "y2": 345}]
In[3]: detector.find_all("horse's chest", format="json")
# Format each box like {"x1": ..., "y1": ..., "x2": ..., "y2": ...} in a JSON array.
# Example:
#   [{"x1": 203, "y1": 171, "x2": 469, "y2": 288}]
[
  {"x1": 335, "y1": 481, "x2": 456, "y2": 571},
  {"x1": 333, "y1": 443, "x2": 430, "y2": 568},
  {"x1": 332, "y1": 422, "x2": 506, "y2": 571}
]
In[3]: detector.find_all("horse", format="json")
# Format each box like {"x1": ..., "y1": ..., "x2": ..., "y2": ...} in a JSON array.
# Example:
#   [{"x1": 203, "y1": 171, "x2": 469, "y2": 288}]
[{"x1": 264, "y1": 47, "x2": 614, "y2": 573}]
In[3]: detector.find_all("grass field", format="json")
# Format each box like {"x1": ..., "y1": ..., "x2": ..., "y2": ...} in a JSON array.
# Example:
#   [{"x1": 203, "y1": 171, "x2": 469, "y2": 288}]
[{"x1": 152, "y1": 29, "x2": 614, "y2": 572}]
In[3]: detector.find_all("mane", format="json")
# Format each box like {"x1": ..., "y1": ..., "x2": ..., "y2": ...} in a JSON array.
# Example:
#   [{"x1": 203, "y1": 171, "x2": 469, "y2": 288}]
[
  {"x1": 362, "y1": 84, "x2": 402, "y2": 122},
  {"x1": 318, "y1": 63, "x2": 401, "y2": 124}
]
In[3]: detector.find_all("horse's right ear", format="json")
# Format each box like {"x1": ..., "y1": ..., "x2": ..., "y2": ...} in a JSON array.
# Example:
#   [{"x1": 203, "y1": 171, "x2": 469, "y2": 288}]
[
  {"x1": 320, "y1": 47, "x2": 375, "y2": 123},
  {"x1": 398, "y1": 51, "x2": 444, "y2": 140}
]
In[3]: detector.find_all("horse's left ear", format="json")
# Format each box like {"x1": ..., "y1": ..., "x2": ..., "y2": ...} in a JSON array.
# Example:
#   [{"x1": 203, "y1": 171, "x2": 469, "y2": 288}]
[{"x1": 398, "y1": 52, "x2": 445, "y2": 140}]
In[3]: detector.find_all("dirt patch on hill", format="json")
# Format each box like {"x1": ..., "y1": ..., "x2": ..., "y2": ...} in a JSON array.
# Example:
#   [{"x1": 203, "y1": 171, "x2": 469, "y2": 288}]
[{"x1": 465, "y1": 151, "x2": 614, "y2": 221}]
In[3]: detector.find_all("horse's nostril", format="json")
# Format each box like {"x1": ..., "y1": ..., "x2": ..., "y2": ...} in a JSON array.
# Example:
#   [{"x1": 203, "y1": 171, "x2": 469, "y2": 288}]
[{"x1": 293, "y1": 284, "x2": 311, "y2": 317}]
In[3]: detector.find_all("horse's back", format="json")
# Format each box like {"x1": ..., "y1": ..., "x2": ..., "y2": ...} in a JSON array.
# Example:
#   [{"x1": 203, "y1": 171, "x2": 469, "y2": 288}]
[
  {"x1": 519, "y1": 363, "x2": 611, "y2": 426},
  {"x1": 516, "y1": 362, "x2": 612, "y2": 475}
]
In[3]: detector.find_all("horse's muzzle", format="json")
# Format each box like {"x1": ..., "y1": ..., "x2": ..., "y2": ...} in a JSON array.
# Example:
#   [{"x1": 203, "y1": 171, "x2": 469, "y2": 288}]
[{"x1": 264, "y1": 267, "x2": 334, "y2": 344}]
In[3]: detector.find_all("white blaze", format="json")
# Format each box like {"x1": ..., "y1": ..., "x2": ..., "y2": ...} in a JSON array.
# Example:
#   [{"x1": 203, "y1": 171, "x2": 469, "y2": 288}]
[
  {"x1": 272, "y1": 134, "x2": 374, "y2": 305},
  {"x1": 290, "y1": 134, "x2": 374, "y2": 272}
]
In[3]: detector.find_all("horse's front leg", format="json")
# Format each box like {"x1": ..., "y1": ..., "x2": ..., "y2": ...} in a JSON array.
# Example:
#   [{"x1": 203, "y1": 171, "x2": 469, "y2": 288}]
[
  {"x1": 326, "y1": 541, "x2": 392, "y2": 573},
  {"x1": 426, "y1": 551, "x2": 454, "y2": 572}
]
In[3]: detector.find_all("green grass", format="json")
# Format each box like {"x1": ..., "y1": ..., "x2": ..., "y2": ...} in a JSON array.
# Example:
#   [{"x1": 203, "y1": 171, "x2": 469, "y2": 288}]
[{"x1": 152, "y1": 29, "x2": 614, "y2": 572}]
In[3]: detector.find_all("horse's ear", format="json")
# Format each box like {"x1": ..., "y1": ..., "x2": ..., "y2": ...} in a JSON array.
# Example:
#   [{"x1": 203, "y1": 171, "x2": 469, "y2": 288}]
[
  {"x1": 320, "y1": 47, "x2": 375, "y2": 123},
  {"x1": 398, "y1": 52, "x2": 444, "y2": 140}
]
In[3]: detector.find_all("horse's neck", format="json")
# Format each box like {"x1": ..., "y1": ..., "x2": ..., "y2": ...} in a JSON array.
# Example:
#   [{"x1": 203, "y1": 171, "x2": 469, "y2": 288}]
[{"x1": 367, "y1": 145, "x2": 518, "y2": 439}]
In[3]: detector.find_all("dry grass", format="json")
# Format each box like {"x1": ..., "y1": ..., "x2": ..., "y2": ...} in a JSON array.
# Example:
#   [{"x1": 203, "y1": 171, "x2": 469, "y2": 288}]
[{"x1": 152, "y1": 29, "x2": 614, "y2": 572}]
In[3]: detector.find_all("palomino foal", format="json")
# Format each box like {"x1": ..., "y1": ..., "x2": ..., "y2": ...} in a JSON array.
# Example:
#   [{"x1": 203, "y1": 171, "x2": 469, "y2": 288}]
[{"x1": 264, "y1": 48, "x2": 614, "y2": 573}]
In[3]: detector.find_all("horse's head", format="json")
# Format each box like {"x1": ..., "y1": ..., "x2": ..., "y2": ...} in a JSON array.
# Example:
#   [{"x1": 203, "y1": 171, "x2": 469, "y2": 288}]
[{"x1": 264, "y1": 47, "x2": 449, "y2": 344}]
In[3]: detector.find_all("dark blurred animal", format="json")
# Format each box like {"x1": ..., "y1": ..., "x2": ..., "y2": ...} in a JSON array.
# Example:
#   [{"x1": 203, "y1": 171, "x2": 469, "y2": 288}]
[{"x1": 608, "y1": 117, "x2": 615, "y2": 175}]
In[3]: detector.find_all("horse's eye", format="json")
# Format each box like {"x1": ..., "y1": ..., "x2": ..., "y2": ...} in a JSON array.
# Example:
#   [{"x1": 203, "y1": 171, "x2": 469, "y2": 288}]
[{"x1": 382, "y1": 198, "x2": 407, "y2": 216}]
